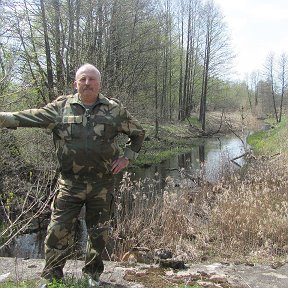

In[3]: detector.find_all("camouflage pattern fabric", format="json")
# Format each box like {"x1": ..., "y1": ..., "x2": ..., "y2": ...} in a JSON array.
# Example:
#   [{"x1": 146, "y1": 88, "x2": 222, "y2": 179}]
[
  {"x1": 42, "y1": 175, "x2": 113, "y2": 280},
  {"x1": 0, "y1": 93, "x2": 145, "y2": 178},
  {"x1": 0, "y1": 93, "x2": 145, "y2": 280}
]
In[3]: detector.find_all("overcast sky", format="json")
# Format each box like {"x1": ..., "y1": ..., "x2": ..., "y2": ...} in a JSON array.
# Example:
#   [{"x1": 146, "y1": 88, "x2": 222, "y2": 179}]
[{"x1": 213, "y1": 0, "x2": 288, "y2": 80}]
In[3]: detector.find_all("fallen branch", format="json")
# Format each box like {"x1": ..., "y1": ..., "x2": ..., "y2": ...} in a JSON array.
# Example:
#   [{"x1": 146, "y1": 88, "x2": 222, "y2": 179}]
[{"x1": 231, "y1": 153, "x2": 247, "y2": 167}]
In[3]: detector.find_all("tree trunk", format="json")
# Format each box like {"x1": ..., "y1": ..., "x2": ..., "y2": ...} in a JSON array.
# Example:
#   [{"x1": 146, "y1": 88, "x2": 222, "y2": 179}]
[{"x1": 40, "y1": 0, "x2": 54, "y2": 101}]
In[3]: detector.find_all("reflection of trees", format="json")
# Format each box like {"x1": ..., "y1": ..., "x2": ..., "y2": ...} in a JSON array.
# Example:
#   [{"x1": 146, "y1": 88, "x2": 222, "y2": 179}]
[
  {"x1": 178, "y1": 153, "x2": 192, "y2": 168},
  {"x1": 199, "y1": 145, "x2": 205, "y2": 163}
]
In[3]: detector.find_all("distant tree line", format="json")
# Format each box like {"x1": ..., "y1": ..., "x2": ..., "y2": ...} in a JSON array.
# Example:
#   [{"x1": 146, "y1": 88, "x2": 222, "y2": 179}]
[{"x1": 246, "y1": 53, "x2": 288, "y2": 123}]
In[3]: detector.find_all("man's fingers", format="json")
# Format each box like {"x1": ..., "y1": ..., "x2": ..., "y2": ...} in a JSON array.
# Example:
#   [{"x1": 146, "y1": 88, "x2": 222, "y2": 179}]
[{"x1": 111, "y1": 157, "x2": 129, "y2": 174}]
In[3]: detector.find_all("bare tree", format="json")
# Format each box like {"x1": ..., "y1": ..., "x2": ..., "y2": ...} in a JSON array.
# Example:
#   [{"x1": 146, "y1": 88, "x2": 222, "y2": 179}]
[
  {"x1": 278, "y1": 53, "x2": 288, "y2": 122},
  {"x1": 177, "y1": 0, "x2": 202, "y2": 121},
  {"x1": 39, "y1": 0, "x2": 55, "y2": 101},
  {"x1": 264, "y1": 53, "x2": 279, "y2": 122},
  {"x1": 199, "y1": 0, "x2": 233, "y2": 131}
]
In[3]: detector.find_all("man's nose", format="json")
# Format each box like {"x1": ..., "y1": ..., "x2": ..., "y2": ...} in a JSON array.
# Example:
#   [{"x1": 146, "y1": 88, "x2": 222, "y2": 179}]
[{"x1": 85, "y1": 78, "x2": 91, "y2": 85}]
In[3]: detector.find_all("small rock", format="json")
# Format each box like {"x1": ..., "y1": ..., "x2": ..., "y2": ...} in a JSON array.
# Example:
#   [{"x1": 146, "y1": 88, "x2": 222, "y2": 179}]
[
  {"x1": 198, "y1": 280, "x2": 222, "y2": 288},
  {"x1": 209, "y1": 274, "x2": 229, "y2": 284},
  {"x1": 154, "y1": 248, "x2": 173, "y2": 260},
  {"x1": 271, "y1": 262, "x2": 285, "y2": 269},
  {"x1": 245, "y1": 262, "x2": 255, "y2": 267},
  {"x1": 159, "y1": 259, "x2": 186, "y2": 270}
]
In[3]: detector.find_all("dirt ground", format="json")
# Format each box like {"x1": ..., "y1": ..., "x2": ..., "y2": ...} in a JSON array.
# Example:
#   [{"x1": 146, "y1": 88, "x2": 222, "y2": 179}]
[{"x1": 1, "y1": 257, "x2": 288, "y2": 287}]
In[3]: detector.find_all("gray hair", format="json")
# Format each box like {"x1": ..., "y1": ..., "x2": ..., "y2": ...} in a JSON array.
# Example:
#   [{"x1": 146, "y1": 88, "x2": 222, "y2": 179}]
[{"x1": 75, "y1": 63, "x2": 101, "y2": 82}]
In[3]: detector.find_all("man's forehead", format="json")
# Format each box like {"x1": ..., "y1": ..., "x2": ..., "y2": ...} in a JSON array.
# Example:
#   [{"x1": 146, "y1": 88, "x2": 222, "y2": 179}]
[
  {"x1": 76, "y1": 69, "x2": 98, "y2": 78},
  {"x1": 75, "y1": 65, "x2": 101, "y2": 81}
]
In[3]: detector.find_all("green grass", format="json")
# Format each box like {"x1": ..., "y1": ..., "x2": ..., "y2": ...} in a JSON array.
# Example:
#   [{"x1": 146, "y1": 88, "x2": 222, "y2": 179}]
[
  {"x1": 0, "y1": 277, "x2": 113, "y2": 288},
  {"x1": 247, "y1": 116, "x2": 288, "y2": 154},
  {"x1": 187, "y1": 115, "x2": 202, "y2": 128},
  {"x1": 0, "y1": 279, "x2": 202, "y2": 288},
  {"x1": 0, "y1": 281, "x2": 37, "y2": 288}
]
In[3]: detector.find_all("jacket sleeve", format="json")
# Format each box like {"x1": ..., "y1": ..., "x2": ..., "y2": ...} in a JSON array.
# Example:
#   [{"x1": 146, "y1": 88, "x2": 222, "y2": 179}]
[
  {"x1": 0, "y1": 100, "x2": 61, "y2": 130},
  {"x1": 118, "y1": 106, "x2": 145, "y2": 161}
]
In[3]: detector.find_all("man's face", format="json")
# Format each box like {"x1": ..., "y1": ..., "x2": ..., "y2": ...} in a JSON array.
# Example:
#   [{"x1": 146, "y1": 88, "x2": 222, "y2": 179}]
[{"x1": 74, "y1": 68, "x2": 101, "y2": 99}]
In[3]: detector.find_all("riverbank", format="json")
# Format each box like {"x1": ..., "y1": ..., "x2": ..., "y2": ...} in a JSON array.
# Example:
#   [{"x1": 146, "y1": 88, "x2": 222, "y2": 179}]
[
  {"x1": 2, "y1": 112, "x2": 288, "y2": 288},
  {"x1": 135, "y1": 111, "x2": 258, "y2": 167},
  {"x1": 247, "y1": 116, "x2": 288, "y2": 155}
]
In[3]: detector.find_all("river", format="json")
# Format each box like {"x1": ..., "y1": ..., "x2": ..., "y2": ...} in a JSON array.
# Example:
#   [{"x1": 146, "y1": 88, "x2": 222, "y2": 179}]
[{"x1": 0, "y1": 134, "x2": 249, "y2": 259}]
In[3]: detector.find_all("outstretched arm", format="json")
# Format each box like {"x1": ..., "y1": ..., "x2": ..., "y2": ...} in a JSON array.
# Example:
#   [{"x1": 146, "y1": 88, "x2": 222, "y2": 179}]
[{"x1": 0, "y1": 100, "x2": 61, "y2": 130}]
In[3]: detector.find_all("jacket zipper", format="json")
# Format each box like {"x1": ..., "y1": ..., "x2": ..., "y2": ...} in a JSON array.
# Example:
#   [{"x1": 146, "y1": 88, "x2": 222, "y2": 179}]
[{"x1": 85, "y1": 108, "x2": 91, "y2": 154}]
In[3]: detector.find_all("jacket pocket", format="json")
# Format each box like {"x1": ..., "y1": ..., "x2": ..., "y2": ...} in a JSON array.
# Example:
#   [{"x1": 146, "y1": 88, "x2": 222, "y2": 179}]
[
  {"x1": 92, "y1": 116, "x2": 117, "y2": 141},
  {"x1": 62, "y1": 115, "x2": 83, "y2": 139}
]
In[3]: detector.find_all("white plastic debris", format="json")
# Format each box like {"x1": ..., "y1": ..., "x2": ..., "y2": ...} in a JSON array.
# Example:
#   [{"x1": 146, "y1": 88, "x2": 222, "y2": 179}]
[{"x1": 0, "y1": 272, "x2": 10, "y2": 282}]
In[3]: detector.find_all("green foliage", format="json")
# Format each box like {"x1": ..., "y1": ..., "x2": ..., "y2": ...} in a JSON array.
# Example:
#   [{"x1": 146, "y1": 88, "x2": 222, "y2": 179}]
[
  {"x1": 247, "y1": 130, "x2": 267, "y2": 152},
  {"x1": 136, "y1": 146, "x2": 192, "y2": 166},
  {"x1": 47, "y1": 277, "x2": 89, "y2": 288},
  {"x1": 0, "y1": 281, "x2": 37, "y2": 288},
  {"x1": 134, "y1": 122, "x2": 196, "y2": 166},
  {"x1": 0, "y1": 277, "x2": 108, "y2": 288},
  {"x1": 209, "y1": 80, "x2": 247, "y2": 111},
  {"x1": 5, "y1": 191, "x2": 14, "y2": 212},
  {"x1": 0, "y1": 0, "x2": 237, "y2": 123},
  {"x1": 187, "y1": 116, "x2": 201, "y2": 128}
]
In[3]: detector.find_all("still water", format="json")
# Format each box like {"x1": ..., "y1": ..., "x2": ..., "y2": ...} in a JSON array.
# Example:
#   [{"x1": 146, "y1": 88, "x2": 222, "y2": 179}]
[
  {"x1": 0, "y1": 135, "x2": 248, "y2": 259},
  {"x1": 133, "y1": 135, "x2": 247, "y2": 185}
]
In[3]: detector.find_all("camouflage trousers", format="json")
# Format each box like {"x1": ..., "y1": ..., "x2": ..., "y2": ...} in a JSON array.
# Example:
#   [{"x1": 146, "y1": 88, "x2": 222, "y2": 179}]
[{"x1": 41, "y1": 174, "x2": 114, "y2": 281}]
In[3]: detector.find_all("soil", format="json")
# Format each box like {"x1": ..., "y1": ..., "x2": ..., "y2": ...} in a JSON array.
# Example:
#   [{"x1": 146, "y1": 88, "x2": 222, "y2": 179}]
[{"x1": 1, "y1": 257, "x2": 288, "y2": 287}]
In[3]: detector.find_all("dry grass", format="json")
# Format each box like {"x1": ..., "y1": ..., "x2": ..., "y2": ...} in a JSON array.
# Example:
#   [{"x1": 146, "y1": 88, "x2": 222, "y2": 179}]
[
  {"x1": 207, "y1": 154, "x2": 288, "y2": 261},
  {"x1": 111, "y1": 154, "x2": 288, "y2": 264}
]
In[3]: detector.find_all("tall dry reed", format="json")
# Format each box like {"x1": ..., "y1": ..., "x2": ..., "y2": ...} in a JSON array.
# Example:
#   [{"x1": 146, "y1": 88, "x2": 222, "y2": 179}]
[{"x1": 111, "y1": 155, "x2": 288, "y2": 263}]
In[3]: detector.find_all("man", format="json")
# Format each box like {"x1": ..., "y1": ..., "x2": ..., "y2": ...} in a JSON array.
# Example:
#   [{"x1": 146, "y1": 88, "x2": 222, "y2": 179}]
[{"x1": 0, "y1": 63, "x2": 145, "y2": 287}]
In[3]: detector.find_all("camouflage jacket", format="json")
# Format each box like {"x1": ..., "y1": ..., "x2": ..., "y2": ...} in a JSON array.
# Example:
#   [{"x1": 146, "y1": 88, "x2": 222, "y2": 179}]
[{"x1": 0, "y1": 93, "x2": 145, "y2": 178}]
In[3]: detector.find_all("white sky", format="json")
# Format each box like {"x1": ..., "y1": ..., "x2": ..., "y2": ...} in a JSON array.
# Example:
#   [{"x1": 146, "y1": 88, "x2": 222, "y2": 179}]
[{"x1": 213, "y1": 0, "x2": 288, "y2": 80}]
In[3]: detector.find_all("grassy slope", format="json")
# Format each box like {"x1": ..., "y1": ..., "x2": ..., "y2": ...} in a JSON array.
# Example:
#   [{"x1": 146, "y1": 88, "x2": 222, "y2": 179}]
[{"x1": 247, "y1": 117, "x2": 288, "y2": 155}]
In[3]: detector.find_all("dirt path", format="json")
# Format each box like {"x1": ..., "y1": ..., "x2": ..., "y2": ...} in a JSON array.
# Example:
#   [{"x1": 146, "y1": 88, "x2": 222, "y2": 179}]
[{"x1": 1, "y1": 257, "x2": 288, "y2": 287}]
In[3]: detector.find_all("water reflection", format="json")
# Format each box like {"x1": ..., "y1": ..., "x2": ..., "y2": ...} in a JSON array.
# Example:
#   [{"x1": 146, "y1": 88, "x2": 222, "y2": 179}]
[{"x1": 132, "y1": 135, "x2": 247, "y2": 184}]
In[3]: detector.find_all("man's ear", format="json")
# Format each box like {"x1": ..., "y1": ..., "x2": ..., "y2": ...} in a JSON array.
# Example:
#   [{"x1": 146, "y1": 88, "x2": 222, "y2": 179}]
[{"x1": 73, "y1": 81, "x2": 77, "y2": 90}]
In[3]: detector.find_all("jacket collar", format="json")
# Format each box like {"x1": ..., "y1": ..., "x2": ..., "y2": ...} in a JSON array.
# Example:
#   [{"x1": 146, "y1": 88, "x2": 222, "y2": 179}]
[{"x1": 70, "y1": 93, "x2": 110, "y2": 106}]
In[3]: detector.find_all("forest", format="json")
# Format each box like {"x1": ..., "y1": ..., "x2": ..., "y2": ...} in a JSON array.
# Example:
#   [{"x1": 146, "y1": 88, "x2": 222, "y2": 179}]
[
  {"x1": 0, "y1": 0, "x2": 244, "y2": 126},
  {"x1": 1, "y1": 0, "x2": 288, "y2": 279},
  {"x1": 0, "y1": 0, "x2": 287, "y2": 126}
]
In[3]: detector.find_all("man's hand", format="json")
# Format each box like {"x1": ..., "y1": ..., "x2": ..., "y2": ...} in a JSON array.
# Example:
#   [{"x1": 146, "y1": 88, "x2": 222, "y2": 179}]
[{"x1": 111, "y1": 157, "x2": 129, "y2": 175}]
